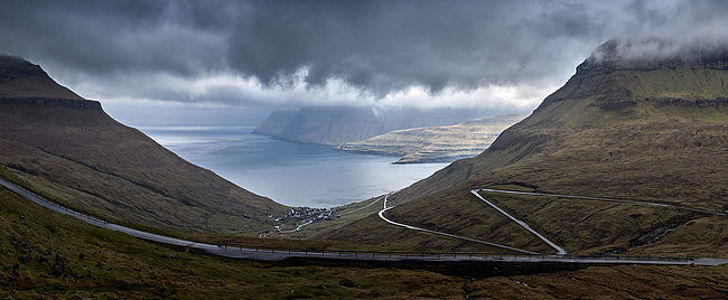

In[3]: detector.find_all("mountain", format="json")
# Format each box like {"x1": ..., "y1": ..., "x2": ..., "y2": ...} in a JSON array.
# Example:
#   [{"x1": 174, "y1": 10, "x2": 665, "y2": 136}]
[
  {"x1": 0, "y1": 55, "x2": 287, "y2": 235},
  {"x1": 338, "y1": 114, "x2": 524, "y2": 163},
  {"x1": 253, "y1": 105, "x2": 494, "y2": 145},
  {"x1": 320, "y1": 39, "x2": 728, "y2": 256},
  {"x1": 392, "y1": 39, "x2": 728, "y2": 209}
]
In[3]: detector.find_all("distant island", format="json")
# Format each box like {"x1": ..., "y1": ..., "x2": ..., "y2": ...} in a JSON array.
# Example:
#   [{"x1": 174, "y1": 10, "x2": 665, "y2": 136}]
[
  {"x1": 253, "y1": 105, "x2": 495, "y2": 145},
  {"x1": 254, "y1": 105, "x2": 523, "y2": 163},
  {"x1": 338, "y1": 114, "x2": 524, "y2": 163}
]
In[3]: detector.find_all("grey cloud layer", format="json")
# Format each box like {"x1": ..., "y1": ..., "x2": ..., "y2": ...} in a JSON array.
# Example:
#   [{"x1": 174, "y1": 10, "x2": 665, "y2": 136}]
[
  {"x1": 231, "y1": 0, "x2": 623, "y2": 93},
  {"x1": 1, "y1": 0, "x2": 727, "y2": 103},
  {"x1": 0, "y1": 1, "x2": 235, "y2": 76}
]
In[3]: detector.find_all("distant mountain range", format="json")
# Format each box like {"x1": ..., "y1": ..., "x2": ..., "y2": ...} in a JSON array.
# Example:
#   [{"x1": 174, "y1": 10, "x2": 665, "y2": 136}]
[{"x1": 253, "y1": 105, "x2": 497, "y2": 146}]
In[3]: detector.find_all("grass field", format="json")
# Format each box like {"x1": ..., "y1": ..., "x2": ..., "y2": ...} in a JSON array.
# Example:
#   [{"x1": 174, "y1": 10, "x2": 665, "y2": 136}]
[
  {"x1": 0, "y1": 186, "x2": 476, "y2": 298},
  {"x1": 4, "y1": 186, "x2": 728, "y2": 299}
]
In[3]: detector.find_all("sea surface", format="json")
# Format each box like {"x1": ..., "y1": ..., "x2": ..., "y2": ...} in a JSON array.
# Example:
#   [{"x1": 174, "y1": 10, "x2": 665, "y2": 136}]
[{"x1": 138, "y1": 126, "x2": 449, "y2": 208}]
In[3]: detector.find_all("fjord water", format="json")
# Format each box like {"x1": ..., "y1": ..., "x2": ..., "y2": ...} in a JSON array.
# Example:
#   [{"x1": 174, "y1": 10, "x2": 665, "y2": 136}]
[{"x1": 139, "y1": 126, "x2": 448, "y2": 208}]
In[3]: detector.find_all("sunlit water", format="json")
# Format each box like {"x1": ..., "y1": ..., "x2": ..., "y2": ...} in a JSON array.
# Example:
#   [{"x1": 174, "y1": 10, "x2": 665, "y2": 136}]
[{"x1": 139, "y1": 126, "x2": 449, "y2": 208}]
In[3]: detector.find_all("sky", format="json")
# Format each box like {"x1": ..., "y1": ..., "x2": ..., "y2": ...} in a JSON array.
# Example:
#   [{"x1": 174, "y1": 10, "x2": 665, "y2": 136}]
[{"x1": 1, "y1": 0, "x2": 727, "y2": 125}]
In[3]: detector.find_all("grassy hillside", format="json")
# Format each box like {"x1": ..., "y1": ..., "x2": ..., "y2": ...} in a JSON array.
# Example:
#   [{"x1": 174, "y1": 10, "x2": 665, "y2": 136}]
[
  {"x1": 322, "y1": 41, "x2": 728, "y2": 256},
  {"x1": 0, "y1": 186, "x2": 477, "y2": 298},
  {"x1": 0, "y1": 55, "x2": 287, "y2": 235},
  {"x1": 4, "y1": 184, "x2": 728, "y2": 299},
  {"x1": 392, "y1": 48, "x2": 728, "y2": 208}
]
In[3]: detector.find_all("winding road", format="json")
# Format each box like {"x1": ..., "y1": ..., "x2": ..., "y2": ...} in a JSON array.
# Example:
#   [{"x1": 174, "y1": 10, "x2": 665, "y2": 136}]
[
  {"x1": 471, "y1": 189, "x2": 567, "y2": 255},
  {"x1": 378, "y1": 194, "x2": 539, "y2": 254},
  {"x1": 478, "y1": 188, "x2": 726, "y2": 217},
  {"x1": 1, "y1": 176, "x2": 726, "y2": 266},
  {"x1": 377, "y1": 186, "x2": 728, "y2": 259}
]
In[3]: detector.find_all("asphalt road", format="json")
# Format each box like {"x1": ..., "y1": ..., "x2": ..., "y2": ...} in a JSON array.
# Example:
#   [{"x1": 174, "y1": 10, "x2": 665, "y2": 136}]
[
  {"x1": 471, "y1": 189, "x2": 568, "y2": 255},
  {"x1": 2, "y1": 176, "x2": 726, "y2": 266},
  {"x1": 478, "y1": 188, "x2": 726, "y2": 217},
  {"x1": 377, "y1": 194, "x2": 539, "y2": 254}
]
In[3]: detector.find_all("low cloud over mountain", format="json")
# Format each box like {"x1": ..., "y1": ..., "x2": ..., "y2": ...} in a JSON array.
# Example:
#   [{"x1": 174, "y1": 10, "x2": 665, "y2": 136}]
[{"x1": 2, "y1": 0, "x2": 728, "y2": 120}]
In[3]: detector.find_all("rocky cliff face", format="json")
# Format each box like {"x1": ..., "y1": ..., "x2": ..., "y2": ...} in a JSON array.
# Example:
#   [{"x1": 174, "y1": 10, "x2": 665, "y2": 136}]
[
  {"x1": 0, "y1": 55, "x2": 85, "y2": 100},
  {"x1": 0, "y1": 55, "x2": 287, "y2": 234},
  {"x1": 254, "y1": 105, "x2": 493, "y2": 145},
  {"x1": 538, "y1": 39, "x2": 728, "y2": 112},
  {"x1": 338, "y1": 114, "x2": 524, "y2": 163},
  {"x1": 253, "y1": 110, "x2": 298, "y2": 136}
]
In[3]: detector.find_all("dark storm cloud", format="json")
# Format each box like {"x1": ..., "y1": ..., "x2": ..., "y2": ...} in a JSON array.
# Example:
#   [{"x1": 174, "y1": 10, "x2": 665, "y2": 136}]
[
  {"x1": 0, "y1": 0, "x2": 726, "y2": 104},
  {"x1": 0, "y1": 0, "x2": 238, "y2": 76},
  {"x1": 228, "y1": 0, "x2": 606, "y2": 94}
]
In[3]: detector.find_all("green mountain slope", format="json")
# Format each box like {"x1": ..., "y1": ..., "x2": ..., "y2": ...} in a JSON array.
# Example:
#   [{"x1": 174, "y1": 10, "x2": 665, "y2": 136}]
[
  {"x1": 0, "y1": 55, "x2": 287, "y2": 235},
  {"x1": 322, "y1": 40, "x2": 728, "y2": 255},
  {"x1": 0, "y1": 185, "x2": 481, "y2": 298},
  {"x1": 394, "y1": 40, "x2": 728, "y2": 210}
]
